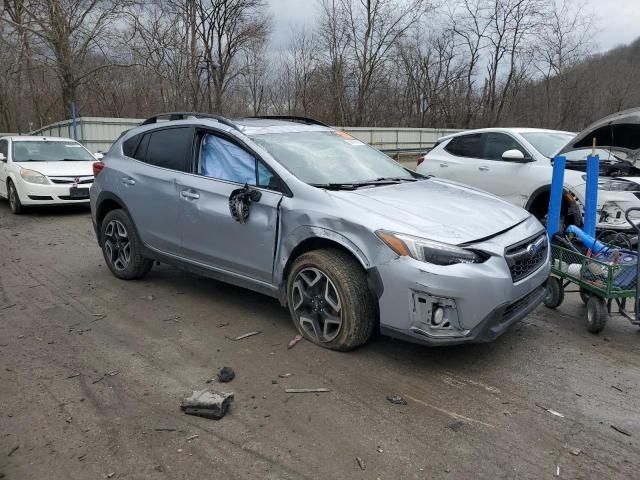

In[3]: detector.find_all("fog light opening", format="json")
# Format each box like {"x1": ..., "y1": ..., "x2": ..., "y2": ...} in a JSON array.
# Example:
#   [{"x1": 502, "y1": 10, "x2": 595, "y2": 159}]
[{"x1": 431, "y1": 306, "x2": 451, "y2": 328}]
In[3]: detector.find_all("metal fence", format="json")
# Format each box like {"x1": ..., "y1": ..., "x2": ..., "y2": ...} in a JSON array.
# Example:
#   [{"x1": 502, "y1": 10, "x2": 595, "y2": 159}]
[{"x1": 29, "y1": 117, "x2": 463, "y2": 155}]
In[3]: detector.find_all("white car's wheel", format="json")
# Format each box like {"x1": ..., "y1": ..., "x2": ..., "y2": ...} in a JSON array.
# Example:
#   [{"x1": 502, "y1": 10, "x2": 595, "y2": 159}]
[{"x1": 7, "y1": 181, "x2": 23, "y2": 214}]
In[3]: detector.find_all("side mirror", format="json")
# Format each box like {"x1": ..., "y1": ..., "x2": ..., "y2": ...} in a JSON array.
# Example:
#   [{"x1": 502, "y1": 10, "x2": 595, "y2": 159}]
[
  {"x1": 94, "y1": 152, "x2": 104, "y2": 160},
  {"x1": 0, "y1": 153, "x2": 5, "y2": 162},
  {"x1": 502, "y1": 149, "x2": 528, "y2": 162}
]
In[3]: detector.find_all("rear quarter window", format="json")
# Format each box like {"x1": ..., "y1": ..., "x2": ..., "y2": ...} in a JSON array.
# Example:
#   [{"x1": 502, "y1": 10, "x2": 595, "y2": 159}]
[{"x1": 444, "y1": 134, "x2": 483, "y2": 158}]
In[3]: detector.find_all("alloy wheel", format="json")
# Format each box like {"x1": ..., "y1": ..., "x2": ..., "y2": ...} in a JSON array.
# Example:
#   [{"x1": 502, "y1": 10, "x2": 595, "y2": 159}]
[
  {"x1": 291, "y1": 267, "x2": 343, "y2": 343},
  {"x1": 104, "y1": 219, "x2": 131, "y2": 271}
]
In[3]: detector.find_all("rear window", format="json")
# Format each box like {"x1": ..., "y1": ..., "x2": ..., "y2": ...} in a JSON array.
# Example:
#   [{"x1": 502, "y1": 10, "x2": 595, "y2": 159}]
[{"x1": 444, "y1": 134, "x2": 483, "y2": 158}]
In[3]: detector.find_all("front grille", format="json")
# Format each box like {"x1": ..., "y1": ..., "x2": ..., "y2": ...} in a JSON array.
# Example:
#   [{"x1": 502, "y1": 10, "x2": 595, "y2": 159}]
[
  {"x1": 505, "y1": 233, "x2": 548, "y2": 283},
  {"x1": 49, "y1": 176, "x2": 93, "y2": 185},
  {"x1": 28, "y1": 195, "x2": 53, "y2": 200}
]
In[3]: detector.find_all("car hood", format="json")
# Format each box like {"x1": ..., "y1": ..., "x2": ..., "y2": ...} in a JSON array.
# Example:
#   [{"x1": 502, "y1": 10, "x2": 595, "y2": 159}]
[
  {"x1": 331, "y1": 179, "x2": 531, "y2": 245},
  {"x1": 14, "y1": 161, "x2": 94, "y2": 176},
  {"x1": 560, "y1": 108, "x2": 640, "y2": 160}
]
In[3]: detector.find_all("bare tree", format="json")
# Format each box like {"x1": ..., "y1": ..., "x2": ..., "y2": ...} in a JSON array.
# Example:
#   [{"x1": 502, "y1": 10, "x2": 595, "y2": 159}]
[
  {"x1": 318, "y1": 0, "x2": 350, "y2": 124},
  {"x1": 337, "y1": 0, "x2": 429, "y2": 125},
  {"x1": 398, "y1": 28, "x2": 463, "y2": 127},
  {"x1": 449, "y1": 0, "x2": 489, "y2": 127},
  {"x1": 535, "y1": 0, "x2": 593, "y2": 127},
  {"x1": 193, "y1": 0, "x2": 270, "y2": 113},
  {"x1": 4, "y1": 0, "x2": 133, "y2": 116}
]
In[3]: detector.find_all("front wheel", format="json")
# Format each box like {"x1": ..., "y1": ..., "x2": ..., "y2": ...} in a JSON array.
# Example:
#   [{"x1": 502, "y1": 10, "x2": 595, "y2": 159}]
[
  {"x1": 543, "y1": 277, "x2": 564, "y2": 309},
  {"x1": 8, "y1": 181, "x2": 23, "y2": 214},
  {"x1": 100, "y1": 209, "x2": 153, "y2": 280},
  {"x1": 287, "y1": 248, "x2": 377, "y2": 351},
  {"x1": 585, "y1": 296, "x2": 608, "y2": 334}
]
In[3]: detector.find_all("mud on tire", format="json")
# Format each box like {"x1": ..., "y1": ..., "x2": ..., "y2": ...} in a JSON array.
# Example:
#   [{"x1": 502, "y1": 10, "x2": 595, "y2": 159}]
[{"x1": 287, "y1": 248, "x2": 377, "y2": 351}]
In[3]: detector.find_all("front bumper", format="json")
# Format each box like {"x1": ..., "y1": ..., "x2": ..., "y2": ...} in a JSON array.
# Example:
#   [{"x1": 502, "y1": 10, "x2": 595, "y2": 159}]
[
  {"x1": 375, "y1": 218, "x2": 550, "y2": 346},
  {"x1": 15, "y1": 181, "x2": 92, "y2": 205}
]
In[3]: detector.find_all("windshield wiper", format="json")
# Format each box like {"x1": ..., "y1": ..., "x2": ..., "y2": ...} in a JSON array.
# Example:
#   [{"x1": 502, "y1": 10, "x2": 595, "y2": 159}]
[
  {"x1": 310, "y1": 183, "x2": 361, "y2": 190},
  {"x1": 371, "y1": 176, "x2": 418, "y2": 183}
]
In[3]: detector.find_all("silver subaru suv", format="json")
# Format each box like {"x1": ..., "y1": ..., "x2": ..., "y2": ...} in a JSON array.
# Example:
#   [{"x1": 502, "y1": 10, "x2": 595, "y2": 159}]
[{"x1": 90, "y1": 113, "x2": 550, "y2": 350}]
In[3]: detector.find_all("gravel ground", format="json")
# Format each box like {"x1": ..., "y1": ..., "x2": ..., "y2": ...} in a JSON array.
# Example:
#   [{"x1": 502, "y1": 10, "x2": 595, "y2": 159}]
[{"x1": 1, "y1": 202, "x2": 639, "y2": 479}]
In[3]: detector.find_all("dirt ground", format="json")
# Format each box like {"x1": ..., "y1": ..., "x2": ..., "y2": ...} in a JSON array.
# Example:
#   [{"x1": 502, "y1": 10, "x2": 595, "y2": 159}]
[{"x1": 1, "y1": 202, "x2": 639, "y2": 480}]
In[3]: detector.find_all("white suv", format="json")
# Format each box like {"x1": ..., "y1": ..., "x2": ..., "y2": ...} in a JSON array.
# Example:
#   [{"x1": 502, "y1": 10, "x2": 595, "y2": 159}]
[{"x1": 417, "y1": 128, "x2": 640, "y2": 233}]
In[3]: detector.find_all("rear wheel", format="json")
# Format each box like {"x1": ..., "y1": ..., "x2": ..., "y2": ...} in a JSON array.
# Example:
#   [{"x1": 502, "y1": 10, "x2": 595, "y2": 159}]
[
  {"x1": 543, "y1": 277, "x2": 564, "y2": 309},
  {"x1": 100, "y1": 209, "x2": 153, "y2": 280},
  {"x1": 7, "y1": 181, "x2": 23, "y2": 214},
  {"x1": 287, "y1": 248, "x2": 376, "y2": 351},
  {"x1": 585, "y1": 296, "x2": 608, "y2": 333}
]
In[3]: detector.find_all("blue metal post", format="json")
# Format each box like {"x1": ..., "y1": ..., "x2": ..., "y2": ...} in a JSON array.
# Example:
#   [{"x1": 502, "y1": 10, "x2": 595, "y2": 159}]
[
  {"x1": 583, "y1": 154, "x2": 600, "y2": 238},
  {"x1": 71, "y1": 101, "x2": 78, "y2": 141},
  {"x1": 547, "y1": 155, "x2": 566, "y2": 237}
]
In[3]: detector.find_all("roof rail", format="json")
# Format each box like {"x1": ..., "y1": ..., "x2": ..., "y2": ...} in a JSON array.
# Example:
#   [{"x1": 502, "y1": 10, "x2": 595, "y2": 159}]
[
  {"x1": 246, "y1": 115, "x2": 330, "y2": 127},
  {"x1": 140, "y1": 112, "x2": 240, "y2": 131}
]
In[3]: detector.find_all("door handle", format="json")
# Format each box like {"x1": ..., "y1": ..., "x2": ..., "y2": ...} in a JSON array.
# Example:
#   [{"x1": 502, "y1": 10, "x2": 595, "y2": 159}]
[
  {"x1": 121, "y1": 177, "x2": 135, "y2": 185},
  {"x1": 439, "y1": 163, "x2": 449, "y2": 168},
  {"x1": 478, "y1": 166, "x2": 489, "y2": 171},
  {"x1": 180, "y1": 190, "x2": 200, "y2": 200}
]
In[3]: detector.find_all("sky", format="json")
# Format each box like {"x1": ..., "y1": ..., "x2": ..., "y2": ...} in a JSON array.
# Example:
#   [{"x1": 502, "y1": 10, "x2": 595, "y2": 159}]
[{"x1": 266, "y1": 0, "x2": 640, "y2": 53}]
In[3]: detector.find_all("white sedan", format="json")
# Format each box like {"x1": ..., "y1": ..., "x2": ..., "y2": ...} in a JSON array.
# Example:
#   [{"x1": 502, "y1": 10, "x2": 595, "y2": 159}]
[{"x1": 0, "y1": 136, "x2": 98, "y2": 214}]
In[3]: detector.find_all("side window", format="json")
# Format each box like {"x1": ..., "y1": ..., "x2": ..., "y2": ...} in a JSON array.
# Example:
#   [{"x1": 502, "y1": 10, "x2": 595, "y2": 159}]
[
  {"x1": 257, "y1": 161, "x2": 280, "y2": 190},
  {"x1": 199, "y1": 133, "x2": 256, "y2": 185},
  {"x1": 482, "y1": 133, "x2": 526, "y2": 161},
  {"x1": 133, "y1": 134, "x2": 150, "y2": 162},
  {"x1": 122, "y1": 134, "x2": 141, "y2": 158},
  {"x1": 0, "y1": 140, "x2": 7, "y2": 159},
  {"x1": 145, "y1": 127, "x2": 193, "y2": 172},
  {"x1": 444, "y1": 134, "x2": 483, "y2": 158}
]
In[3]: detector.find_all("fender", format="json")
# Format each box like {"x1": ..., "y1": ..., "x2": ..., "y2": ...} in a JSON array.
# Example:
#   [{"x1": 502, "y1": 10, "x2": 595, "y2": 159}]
[
  {"x1": 524, "y1": 185, "x2": 551, "y2": 212},
  {"x1": 94, "y1": 191, "x2": 135, "y2": 245},
  {"x1": 274, "y1": 225, "x2": 372, "y2": 287},
  {"x1": 525, "y1": 184, "x2": 583, "y2": 212}
]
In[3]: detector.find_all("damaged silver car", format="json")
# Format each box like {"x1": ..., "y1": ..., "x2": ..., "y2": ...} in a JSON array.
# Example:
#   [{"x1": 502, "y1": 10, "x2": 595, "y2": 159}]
[{"x1": 90, "y1": 113, "x2": 550, "y2": 350}]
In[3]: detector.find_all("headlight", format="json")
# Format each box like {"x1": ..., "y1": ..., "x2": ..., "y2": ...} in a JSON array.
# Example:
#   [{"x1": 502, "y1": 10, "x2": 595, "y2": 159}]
[
  {"x1": 376, "y1": 230, "x2": 488, "y2": 265},
  {"x1": 582, "y1": 175, "x2": 639, "y2": 192},
  {"x1": 20, "y1": 168, "x2": 48, "y2": 184}
]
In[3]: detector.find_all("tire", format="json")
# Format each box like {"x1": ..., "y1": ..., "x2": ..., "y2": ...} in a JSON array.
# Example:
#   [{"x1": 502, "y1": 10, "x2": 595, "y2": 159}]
[
  {"x1": 543, "y1": 277, "x2": 564, "y2": 309},
  {"x1": 7, "y1": 181, "x2": 23, "y2": 214},
  {"x1": 286, "y1": 248, "x2": 377, "y2": 351},
  {"x1": 100, "y1": 209, "x2": 153, "y2": 280},
  {"x1": 579, "y1": 287, "x2": 591, "y2": 305},
  {"x1": 585, "y1": 296, "x2": 608, "y2": 334}
]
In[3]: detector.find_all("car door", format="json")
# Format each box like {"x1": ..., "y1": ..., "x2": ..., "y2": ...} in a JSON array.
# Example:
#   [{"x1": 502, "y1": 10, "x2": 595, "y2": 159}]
[
  {"x1": 177, "y1": 129, "x2": 283, "y2": 284},
  {"x1": 0, "y1": 139, "x2": 8, "y2": 197},
  {"x1": 434, "y1": 133, "x2": 489, "y2": 188},
  {"x1": 474, "y1": 132, "x2": 534, "y2": 207},
  {"x1": 118, "y1": 126, "x2": 194, "y2": 256}
]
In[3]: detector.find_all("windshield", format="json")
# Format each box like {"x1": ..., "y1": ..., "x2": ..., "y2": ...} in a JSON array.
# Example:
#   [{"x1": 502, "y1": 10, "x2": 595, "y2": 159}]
[
  {"x1": 12, "y1": 140, "x2": 95, "y2": 162},
  {"x1": 521, "y1": 132, "x2": 574, "y2": 158},
  {"x1": 250, "y1": 131, "x2": 414, "y2": 184}
]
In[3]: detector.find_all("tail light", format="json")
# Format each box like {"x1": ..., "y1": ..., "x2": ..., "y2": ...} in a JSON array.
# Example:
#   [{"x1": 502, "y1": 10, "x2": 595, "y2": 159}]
[
  {"x1": 93, "y1": 161, "x2": 105, "y2": 176},
  {"x1": 416, "y1": 156, "x2": 425, "y2": 166}
]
